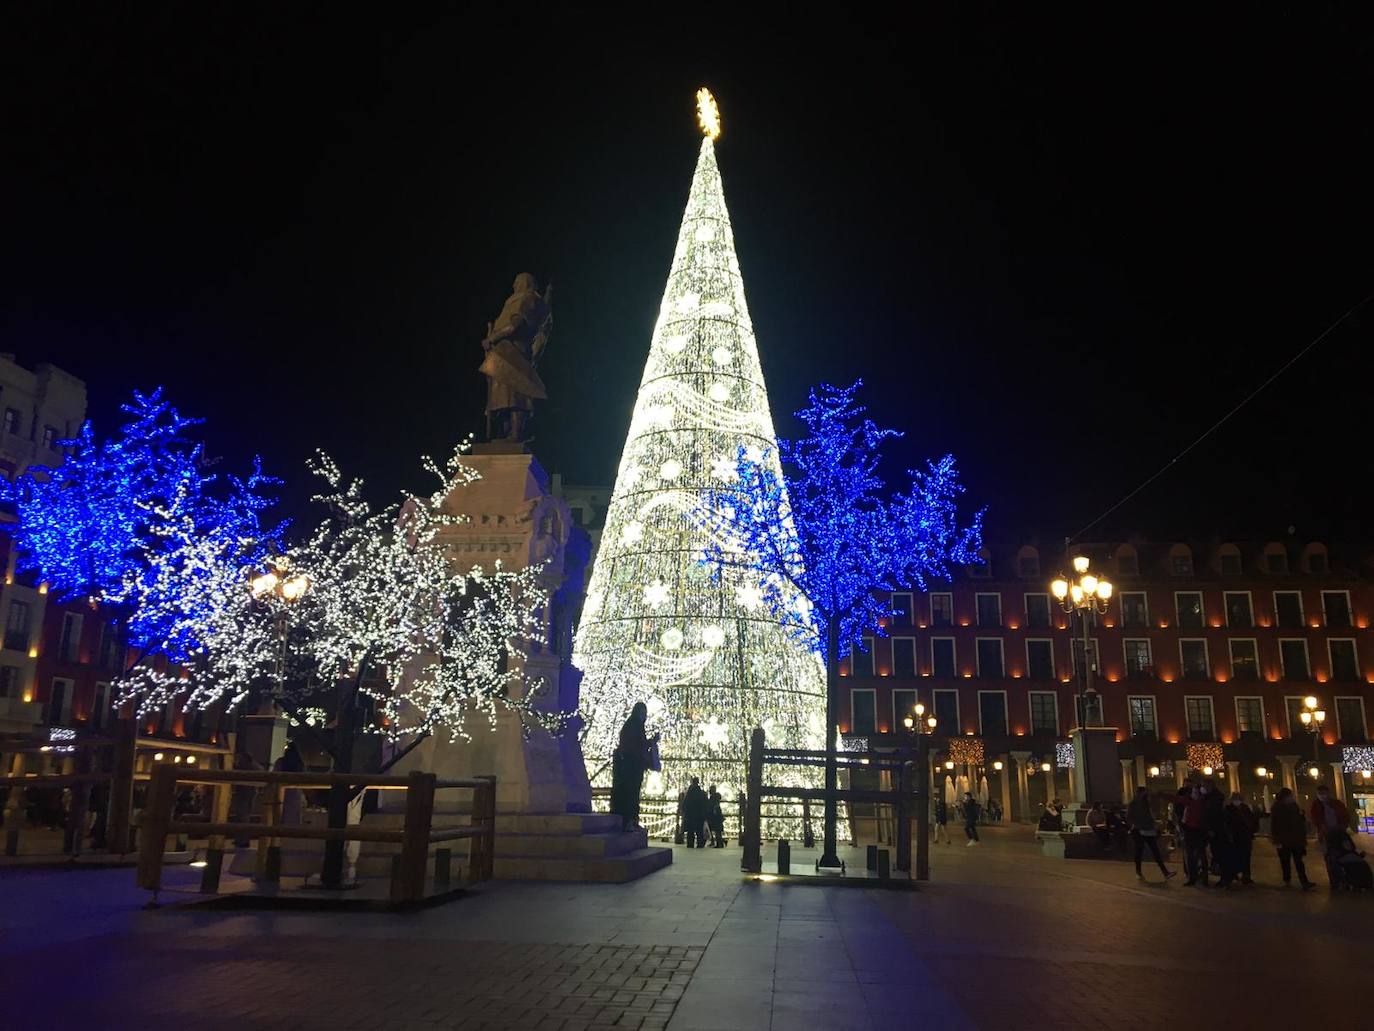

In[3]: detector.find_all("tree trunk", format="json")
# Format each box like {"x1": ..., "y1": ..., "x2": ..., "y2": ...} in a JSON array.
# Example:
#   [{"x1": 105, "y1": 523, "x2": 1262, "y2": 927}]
[
  {"x1": 320, "y1": 663, "x2": 365, "y2": 889},
  {"x1": 820, "y1": 612, "x2": 842, "y2": 869}
]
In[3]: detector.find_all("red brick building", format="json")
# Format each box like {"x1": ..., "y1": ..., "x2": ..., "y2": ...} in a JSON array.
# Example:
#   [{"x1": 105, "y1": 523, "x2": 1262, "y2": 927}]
[{"x1": 838, "y1": 537, "x2": 1374, "y2": 827}]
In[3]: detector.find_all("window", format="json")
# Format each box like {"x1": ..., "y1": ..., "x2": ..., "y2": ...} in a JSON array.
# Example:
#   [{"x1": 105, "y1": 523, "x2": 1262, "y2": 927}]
[
  {"x1": 1185, "y1": 697, "x2": 1215, "y2": 740},
  {"x1": 892, "y1": 637, "x2": 916, "y2": 677},
  {"x1": 1026, "y1": 639, "x2": 1054, "y2": 681},
  {"x1": 1071, "y1": 638, "x2": 1100, "y2": 676},
  {"x1": 1267, "y1": 550, "x2": 1288, "y2": 574},
  {"x1": 1124, "y1": 639, "x2": 1153, "y2": 679},
  {"x1": 5, "y1": 600, "x2": 31, "y2": 651},
  {"x1": 1285, "y1": 697, "x2": 1308, "y2": 737},
  {"x1": 1229, "y1": 639, "x2": 1259, "y2": 681},
  {"x1": 1120, "y1": 592, "x2": 1148, "y2": 628},
  {"x1": 1029, "y1": 692, "x2": 1058, "y2": 734},
  {"x1": 1176, "y1": 592, "x2": 1204, "y2": 630},
  {"x1": 1128, "y1": 696, "x2": 1157, "y2": 736},
  {"x1": 2, "y1": 408, "x2": 20, "y2": 435},
  {"x1": 1279, "y1": 639, "x2": 1310, "y2": 681},
  {"x1": 1235, "y1": 697, "x2": 1264, "y2": 737},
  {"x1": 1224, "y1": 592, "x2": 1253, "y2": 628},
  {"x1": 98, "y1": 622, "x2": 124, "y2": 672},
  {"x1": 1329, "y1": 640, "x2": 1359, "y2": 682},
  {"x1": 1171, "y1": 552, "x2": 1193, "y2": 576},
  {"x1": 892, "y1": 689, "x2": 917, "y2": 730},
  {"x1": 891, "y1": 593, "x2": 913, "y2": 627},
  {"x1": 930, "y1": 593, "x2": 953, "y2": 628},
  {"x1": 850, "y1": 689, "x2": 876, "y2": 735},
  {"x1": 1220, "y1": 551, "x2": 1242, "y2": 576},
  {"x1": 1321, "y1": 591, "x2": 1353, "y2": 629},
  {"x1": 59, "y1": 613, "x2": 82, "y2": 663},
  {"x1": 1274, "y1": 591, "x2": 1304, "y2": 629},
  {"x1": 850, "y1": 638, "x2": 874, "y2": 677},
  {"x1": 976, "y1": 638, "x2": 1004, "y2": 678},
  {"x1": 978, "y1": 692, "x2": 1008, "y2": 736},
  {"x1": 1308, "y1": 551, "x2": 1329, "y2": 574},
  {"x1": 1179, "y1": 639, "x2": 1209, "y2": 680},
  {"x1": 47, "y1": 678, "x2": 73, "y2": 726},
  {"x1": 1117, "y1": 551, "x2": 1139, "y2": 577},
  {"x1": 975, "y1": 593, "x2": 1001, "y2": 627},
  {"x1": 1024, "y1": 593, "x2": 1050, "y2": 629},
  {"x1": 1336, "y1": 697, "x2": 1367, "y2": 743},
  {"x1": 933, "y1": 689, "x2": 959, "y2": 733},
  {"x1": 0, "y1": 665, "x2": 19, "y2": 698},
  {"x1": 931, "y1": 638, "x2": 956, "y2": 679},
  {"x1": 1018, "y1": 554, "x2": 1040, "y2": 578},
  {"x1": 92, "y1": 682, "x2": 112, "y2": 731},
  {"x1": 41, "y1": 425, "x2": 57, "y2": 450}
]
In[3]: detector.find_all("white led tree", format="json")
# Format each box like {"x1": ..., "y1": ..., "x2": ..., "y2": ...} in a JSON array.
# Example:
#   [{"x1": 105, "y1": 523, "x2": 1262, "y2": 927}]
[{"x1": 573, "y1": 91, "x2": 827, "y2": 831}]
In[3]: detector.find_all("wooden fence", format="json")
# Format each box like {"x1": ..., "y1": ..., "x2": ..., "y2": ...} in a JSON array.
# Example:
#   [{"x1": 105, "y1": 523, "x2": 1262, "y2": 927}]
[
  {"x1": 136, "y1": 766, "x2": 496, "y2": 904},
  {"x1": 741, "y1": 727, "x2": 931, "y2": 879}
]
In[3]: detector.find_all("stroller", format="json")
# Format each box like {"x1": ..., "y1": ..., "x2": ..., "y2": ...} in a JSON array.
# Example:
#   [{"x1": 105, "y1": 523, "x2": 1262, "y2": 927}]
[{"x1": 1323, "y1": 829, "x2": 1373, "y2": 891}]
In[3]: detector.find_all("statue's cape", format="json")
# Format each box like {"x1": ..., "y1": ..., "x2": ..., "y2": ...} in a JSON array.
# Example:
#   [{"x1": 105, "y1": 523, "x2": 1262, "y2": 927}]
[{"x1": 479, "y1": 338, "x2": 547, "y2": 399}]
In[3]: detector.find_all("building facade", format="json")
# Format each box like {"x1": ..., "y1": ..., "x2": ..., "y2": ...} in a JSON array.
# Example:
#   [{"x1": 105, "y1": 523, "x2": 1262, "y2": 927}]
[{"x1": 838, "y1": 538, "x2": 1374, "y2": 828}]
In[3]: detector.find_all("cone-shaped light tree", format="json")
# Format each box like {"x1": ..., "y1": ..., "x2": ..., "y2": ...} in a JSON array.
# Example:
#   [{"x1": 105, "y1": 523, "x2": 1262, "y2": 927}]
[{"x1": 573, "y1": 91, "x2": 828, "y2": 832}]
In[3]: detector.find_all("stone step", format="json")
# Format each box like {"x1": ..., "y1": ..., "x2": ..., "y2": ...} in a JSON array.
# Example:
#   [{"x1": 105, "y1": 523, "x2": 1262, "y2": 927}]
[
  {"x1": 494, "y1": 828, "x2": 646, "y2": 859},
  {"x1": 494, "y1": 812, "x2": 625, "y2": 836},
  {"x1": 493, "y1": 846, "x2": 673, "y2": 884}
]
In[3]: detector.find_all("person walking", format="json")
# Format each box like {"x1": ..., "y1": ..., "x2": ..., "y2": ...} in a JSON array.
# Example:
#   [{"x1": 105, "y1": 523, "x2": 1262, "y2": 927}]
[
  {"x1": 933, "y1": 796, "x2": 950, "y2": 844},
  {"x1": 1270, "y1": 786, "x2": 1315, "y2": 890},
  {"x1": 706, "y1": 784, "x2": 725, "y2": 847},
  {"x1": 1126, "y1": 786, "x2": 1175, "y2": 881},
  {"x1": 681, "y1": 777, "x2": 708, "y2": 848},
  {"x1": 1226, "y1": 792, "x2": 1259, "y2": 885},
  {"x1": 611, "y1": 702, "x2": 658, "y2": 832},
  {"x1": 1179, "y1": 781, "x2": 1210, "y2": 887},
  {"x1": 962, "y1": 792, "x2": 981, "y2": 846}
]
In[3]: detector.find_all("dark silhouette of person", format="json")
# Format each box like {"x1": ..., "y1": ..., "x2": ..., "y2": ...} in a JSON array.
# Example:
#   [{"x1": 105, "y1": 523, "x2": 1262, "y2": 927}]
[
  {"x1": 682, "y1": 777, "x2": 708, "y2": 848},
  {"x1": 707, "y1": 785, "x2": 726, "y2": 847},
  {"x1": 610, "y1": 702, "x2": 656, "y2": 831}
]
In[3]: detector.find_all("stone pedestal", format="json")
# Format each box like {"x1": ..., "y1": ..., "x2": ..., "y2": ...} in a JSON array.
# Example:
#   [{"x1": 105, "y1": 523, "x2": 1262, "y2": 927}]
[
  {"x1": 1071, "y1": 726, "x2": 1120, "y2": 805},
  {"x1": 392, "y1": 448, "x2": 591, "y2": 816}
]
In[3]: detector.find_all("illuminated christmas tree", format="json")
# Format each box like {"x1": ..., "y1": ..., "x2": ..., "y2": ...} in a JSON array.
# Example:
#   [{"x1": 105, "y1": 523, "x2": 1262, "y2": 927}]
[{"x1": 573, "y1": 90, "x2": 827, "y2": 831}]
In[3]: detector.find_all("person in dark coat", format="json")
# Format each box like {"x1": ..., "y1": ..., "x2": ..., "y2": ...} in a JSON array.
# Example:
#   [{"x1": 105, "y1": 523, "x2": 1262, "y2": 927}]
[
  {"x1": 610, "y1": 703, "x2": 657, "y2": 832},
  {"x1": 1269, "y1": 786, "x2": 1315, "y2": 890},
  {"x1": 1126, "y1": 786, "x2": 1174, "y2": 881},
  {"x1": 1225, "y1": 792, "x2": 1259, "y2": 885},
  {"x1": 681, "y1": 777, "x2": 708, "y2": 848},
  {"x1": 961, "y1": 792, "x2": 981, "y2": 846},
  {"x1": 707, "y1": 785, "x2": 725, "y2": 847}
]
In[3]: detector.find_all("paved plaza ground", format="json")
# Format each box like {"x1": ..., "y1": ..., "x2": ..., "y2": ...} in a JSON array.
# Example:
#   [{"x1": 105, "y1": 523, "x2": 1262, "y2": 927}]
[{"x1": 2, "y1": 826, "x2": 1370, "y2": 1030}]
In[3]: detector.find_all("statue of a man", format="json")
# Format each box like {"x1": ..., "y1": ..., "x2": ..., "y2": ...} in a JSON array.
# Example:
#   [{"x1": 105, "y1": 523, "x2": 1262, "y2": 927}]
[{"x1": 478, "y1": 273, "x2": 552, "y2": 442}]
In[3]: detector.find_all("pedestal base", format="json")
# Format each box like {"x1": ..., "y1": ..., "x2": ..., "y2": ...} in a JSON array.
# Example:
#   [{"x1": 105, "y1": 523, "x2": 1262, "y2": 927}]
[{"x1": 1071, "y1": 727, "x2": 1121, "y2": 805}]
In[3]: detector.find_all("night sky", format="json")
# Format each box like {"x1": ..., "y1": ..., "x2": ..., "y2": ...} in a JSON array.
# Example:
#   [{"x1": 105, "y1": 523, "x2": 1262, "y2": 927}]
[{"x1": 4, "y1": 8, "x2": 1371, "y2": 547}]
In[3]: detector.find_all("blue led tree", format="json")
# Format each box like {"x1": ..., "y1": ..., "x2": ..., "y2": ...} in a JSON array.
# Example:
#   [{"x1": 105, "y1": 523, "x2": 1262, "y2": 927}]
[
  {"x1": 701, "y1": 380, "x2": 983, "y2": 867},
  {"x1": 0, "y1": 388, "x2": 282, "y2": 704}
]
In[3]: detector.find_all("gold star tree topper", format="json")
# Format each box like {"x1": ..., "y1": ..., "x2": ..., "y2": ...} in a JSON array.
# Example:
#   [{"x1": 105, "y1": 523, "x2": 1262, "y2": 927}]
[{"x1": 696, "y1": 87, "x2": 720, "y2": 139}]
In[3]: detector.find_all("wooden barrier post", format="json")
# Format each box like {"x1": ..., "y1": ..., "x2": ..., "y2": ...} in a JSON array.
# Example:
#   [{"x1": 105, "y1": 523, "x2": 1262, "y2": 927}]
[
  {"x1": 397, "y1": 771, "x2": 435, "y2": 902},
  {"x1": 895, "y1": 760, "x2": 911, "y2": 873},
  {"x1": 256, "y1": 781, "x2": 283, "y2": 883},
  {"x1": 136, "y1": 764, "x2": 179, "y2": 897},
  {"x1": 200, "y1": 779, "x2": 232, "y2": 893},
  {"x1": 742, "y1": 728, "x2": 763, "y2": 874},
  {"x1": 468, "y1": 774, "x2": 496, "y2": 883},
  {"x1": 106, "y1": 719, "x2": 137, "y2": 855}
]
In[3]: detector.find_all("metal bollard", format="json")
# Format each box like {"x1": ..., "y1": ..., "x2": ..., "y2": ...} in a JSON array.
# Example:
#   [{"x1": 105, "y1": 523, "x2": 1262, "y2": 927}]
[
  {"x1": 877, "y1": 849, "x2": 890, "y2": 880},
  {"x1": 866, "y1": 844, "x2": 878, "y2": 871},
  {"x1": 263, "y1": 845, "x2": 282, "y2": 883},
  {"x1": 435, "y1": 848, "x2": 452, "y2": 888},
  {"x1": 777, "y1": 839, "x2": 790, "y2": 876},
  {"x1": 199, "y1": 847, "x2": 224, "y2": 893}
]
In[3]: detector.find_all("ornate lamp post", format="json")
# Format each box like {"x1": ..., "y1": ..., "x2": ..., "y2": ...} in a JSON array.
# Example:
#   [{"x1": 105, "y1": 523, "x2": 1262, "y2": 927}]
[
  {"x1": 1298, "y1": 695, "x2": 1326, "y2": 763},
  {"x1": 902, "y1": 702, "x2": 938, "y2": 880},
  {"x1": 1051, "y1": 556, "x2": 1112, "y2": 809}
]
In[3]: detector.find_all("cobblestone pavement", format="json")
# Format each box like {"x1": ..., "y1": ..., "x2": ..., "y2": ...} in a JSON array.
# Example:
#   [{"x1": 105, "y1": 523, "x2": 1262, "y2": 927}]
[{"x1": 2, "y1": 828, "x2": 1371, "y2": 1029}]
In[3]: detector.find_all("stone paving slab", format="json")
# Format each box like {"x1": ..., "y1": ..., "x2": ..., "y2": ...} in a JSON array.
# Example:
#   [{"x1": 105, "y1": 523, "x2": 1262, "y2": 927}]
[{"x1": 2, "y1": 829, "x2": 1372, "y2": 1029}]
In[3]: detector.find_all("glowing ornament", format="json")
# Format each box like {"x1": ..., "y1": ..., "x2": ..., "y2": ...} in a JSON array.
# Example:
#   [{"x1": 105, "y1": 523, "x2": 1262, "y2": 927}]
[
  {"x1": 664, "y1": 335, "x2": 688, "y2": 354},
  {"x1": 710, "y1": 455, "x2": 738, "y2": 482},
  {"x1": 708, "y1": 382, "x2": 731, "y2": 403},
  {"x1": 643, "y1": 581, "x2": 670, "y2": 608},
  {"x1": 659, "y1": 460, "x2": 683, "y2": 480},
  {"x1": 697, "y1": 716, "x2": 729, "y2": 750},
  {"x1": 623, "y1": 522, "x2": 645, "y2": 545},
  {"x1": 736, "y1": 584, "x2": 763, "y2": 610},
  {"x1": 702, "y1": 625, "x2": 726, "y2": 648},
  {"x1": 711, "y1": 346, "x2": 733, "y2": 366},
  {"x1": 660, "y1": 627, "x2": 684, "y2": 650}
]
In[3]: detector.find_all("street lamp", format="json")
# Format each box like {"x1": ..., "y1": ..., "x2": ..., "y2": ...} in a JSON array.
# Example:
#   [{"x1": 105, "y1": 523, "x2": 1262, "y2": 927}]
[
  {"x1": 1298, "y1": 696, "x2": 1326, "y2": 762},
  {"x1": 249, "y1": 561, "x2": 310, "y2": 698},
  {"x1": 1051, "y1": 555, "x2": 1112, "y2": 809},
  {"x1": 900, "y1": 702, "x2": 938, "y2": 881}
]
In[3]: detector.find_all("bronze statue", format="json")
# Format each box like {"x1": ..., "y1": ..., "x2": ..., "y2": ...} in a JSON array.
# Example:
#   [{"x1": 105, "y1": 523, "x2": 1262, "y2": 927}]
[{"x1": 479, "y1": 273, "x2": 552, "y2": 442}]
